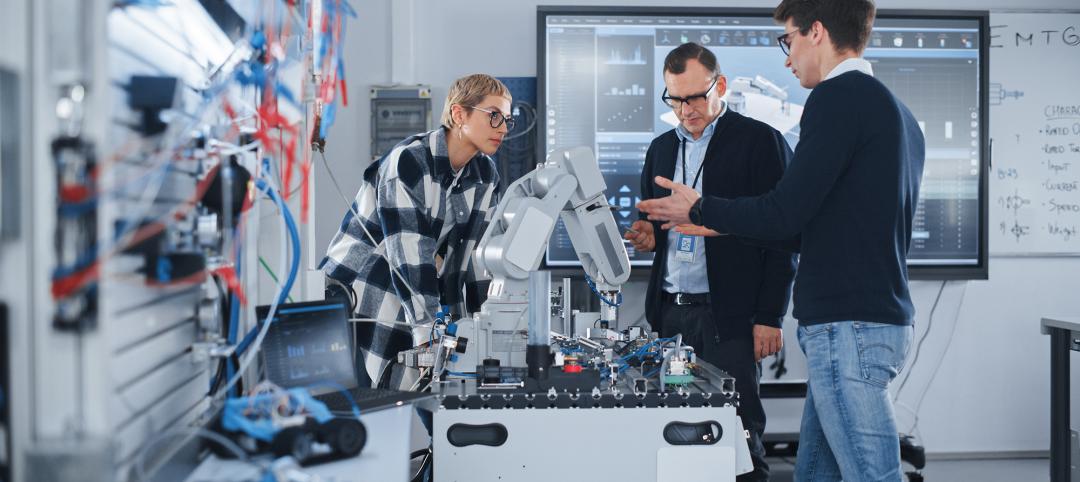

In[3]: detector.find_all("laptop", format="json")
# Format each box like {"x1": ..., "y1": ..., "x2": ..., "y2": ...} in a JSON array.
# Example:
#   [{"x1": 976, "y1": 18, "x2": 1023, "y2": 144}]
[{"x1": 257, "y1": 299, "x2": 430, "y2": 413}]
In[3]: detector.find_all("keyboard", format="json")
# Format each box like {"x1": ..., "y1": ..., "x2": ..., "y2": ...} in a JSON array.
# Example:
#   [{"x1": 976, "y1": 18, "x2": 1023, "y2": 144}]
[{"x1": 315, "y1": 387, "x2": 430, "y2": 413}]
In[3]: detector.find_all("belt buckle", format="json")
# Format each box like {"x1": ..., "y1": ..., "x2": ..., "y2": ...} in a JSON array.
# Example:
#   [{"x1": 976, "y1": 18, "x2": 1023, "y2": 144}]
[{"x1": 674, "y1": 293, "x2": 689, "y2": 305}]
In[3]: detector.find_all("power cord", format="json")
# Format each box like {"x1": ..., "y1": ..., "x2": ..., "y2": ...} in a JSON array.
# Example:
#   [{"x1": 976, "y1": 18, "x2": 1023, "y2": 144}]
[
  {"x1": 410, "y1": 447, "x2": 433, "y2": 482},
  {"x1": 316, "y1": 149, "x2": 433, "y2": 323},
  {"x1": 894, "y1": 280, "x2": 947, "y2": 399},
  {"x1": 909, "y1": 281, "x2": 968, "y2": 433},
  {"x1": 893, "y1": 280, "x2": 969, "y2": 436}
]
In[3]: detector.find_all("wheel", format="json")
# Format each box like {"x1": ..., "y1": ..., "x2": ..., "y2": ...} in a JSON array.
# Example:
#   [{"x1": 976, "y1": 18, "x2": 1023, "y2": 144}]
[
  {"x1": 271, "y1": 427, "x2": 314, "y2": 461},
  {"x1": 326, "y1": 419, "x2": 367, "y2": 457}
]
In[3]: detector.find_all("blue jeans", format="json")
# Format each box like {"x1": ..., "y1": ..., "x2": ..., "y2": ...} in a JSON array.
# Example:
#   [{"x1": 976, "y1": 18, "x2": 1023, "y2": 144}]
[{"x1": 794, "y1": 321, "x2": 913, "y2": 482}]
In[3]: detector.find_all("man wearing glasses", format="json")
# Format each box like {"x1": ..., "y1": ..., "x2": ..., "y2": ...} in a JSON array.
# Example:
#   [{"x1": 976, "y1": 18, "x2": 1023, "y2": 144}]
[
  {"x1": 638, "y1": 1, "x2": 926, "y2": 480},
  {"x1": 624, "y1": 42, "x2": 797, "y2": 482}
]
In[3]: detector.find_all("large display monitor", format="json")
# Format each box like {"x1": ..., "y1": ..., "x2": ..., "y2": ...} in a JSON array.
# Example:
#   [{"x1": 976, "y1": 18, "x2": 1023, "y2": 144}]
[{"x1": 539, "y1": 7, "x2": 989, "y2": 280}]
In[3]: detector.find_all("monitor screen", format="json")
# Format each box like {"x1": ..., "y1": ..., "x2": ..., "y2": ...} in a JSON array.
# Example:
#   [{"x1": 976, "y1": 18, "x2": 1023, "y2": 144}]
[
  {"x1": 259, "y1": 301, "x2": 356, "y2": 392},
  {"x1": 539, "y1": 8, "x2": 989, "y2": 279}
]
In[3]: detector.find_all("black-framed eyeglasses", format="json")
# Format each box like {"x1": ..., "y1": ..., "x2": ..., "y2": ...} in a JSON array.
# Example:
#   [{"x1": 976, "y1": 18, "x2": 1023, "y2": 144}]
[
  {"x1": 466, "y1": 105, "x2": 516, "y2": 130},
  {"x1": 778, "y1": 28, "x2": 800, "y2": 56},
  {"x1": 661, "y1": 77, "x2": 718, "y2": 109}
]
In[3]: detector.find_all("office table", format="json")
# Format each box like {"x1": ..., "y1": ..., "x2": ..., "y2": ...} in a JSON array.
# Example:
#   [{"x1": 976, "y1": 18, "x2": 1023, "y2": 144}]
[{"x1": 1041, "y1": 316, "x2": 1080, "y2": 482}]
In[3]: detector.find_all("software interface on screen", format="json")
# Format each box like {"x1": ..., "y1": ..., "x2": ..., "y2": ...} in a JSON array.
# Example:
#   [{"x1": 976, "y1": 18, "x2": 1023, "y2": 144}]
[
  {"x1": 260, "y1": 303, "x2": 356, "y2": 390},
  {"x1": 543, "y1": 13, "x2": 983, "y2": 269}
]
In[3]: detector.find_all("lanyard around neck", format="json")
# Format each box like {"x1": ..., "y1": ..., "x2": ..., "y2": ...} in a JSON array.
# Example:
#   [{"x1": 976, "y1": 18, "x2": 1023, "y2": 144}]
[{"x1": 680, "y1": 138, "x2": 705, "y2": 190}]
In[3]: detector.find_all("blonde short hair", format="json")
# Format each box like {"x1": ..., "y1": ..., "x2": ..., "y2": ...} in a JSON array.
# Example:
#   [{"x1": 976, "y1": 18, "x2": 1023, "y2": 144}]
[{"x1": 441, "y1": 74, "x2": 512, "y2": 128}]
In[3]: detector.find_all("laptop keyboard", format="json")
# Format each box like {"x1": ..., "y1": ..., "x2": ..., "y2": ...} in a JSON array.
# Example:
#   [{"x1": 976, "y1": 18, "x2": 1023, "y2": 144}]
[{"x1": 316, "y1": 387, "x2": 428, "y2": 412}]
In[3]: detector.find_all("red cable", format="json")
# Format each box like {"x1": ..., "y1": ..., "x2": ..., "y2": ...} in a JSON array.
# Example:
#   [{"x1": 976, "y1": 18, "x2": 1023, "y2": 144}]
[
  {"x1": 52, "y1": 164, "x2": 221, "y2": 300},
  {"x1": 213, "y1": 265, "x2": 248, "y2": 306}
]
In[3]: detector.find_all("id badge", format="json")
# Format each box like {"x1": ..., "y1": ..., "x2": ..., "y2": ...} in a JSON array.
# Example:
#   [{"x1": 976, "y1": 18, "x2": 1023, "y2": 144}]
[{"x1": 675, "y1": 233, "x2": 696, "y2": 263}]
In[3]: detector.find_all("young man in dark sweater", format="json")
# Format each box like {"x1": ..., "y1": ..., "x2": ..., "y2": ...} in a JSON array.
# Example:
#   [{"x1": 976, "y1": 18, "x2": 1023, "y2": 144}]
[
  {"x1": 624, "y1": 43, "x2": 797, "y2": 482},
  {"x1": 637, "y1": 1, "x2": 926, "y2": 480}
]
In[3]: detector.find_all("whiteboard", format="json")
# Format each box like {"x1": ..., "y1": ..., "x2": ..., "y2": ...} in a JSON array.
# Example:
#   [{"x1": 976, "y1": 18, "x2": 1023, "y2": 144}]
[{"x1": 989, "y1": 11, "x2": 1080, "y2": 255}]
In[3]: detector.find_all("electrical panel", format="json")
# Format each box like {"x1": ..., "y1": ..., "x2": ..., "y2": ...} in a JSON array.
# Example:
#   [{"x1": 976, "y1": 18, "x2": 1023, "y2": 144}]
[
  {"x1": 10, "y1": 1, "x2": 356, "y2": 480},
  {"x1": 370, "y1": 85, "x2": 431, "y2": 159}
]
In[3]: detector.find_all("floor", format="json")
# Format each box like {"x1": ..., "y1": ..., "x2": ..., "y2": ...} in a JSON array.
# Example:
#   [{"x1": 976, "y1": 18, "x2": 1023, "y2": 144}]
[{"x1": 766, "y1": 456, "x2": 1050, "y2": 482}]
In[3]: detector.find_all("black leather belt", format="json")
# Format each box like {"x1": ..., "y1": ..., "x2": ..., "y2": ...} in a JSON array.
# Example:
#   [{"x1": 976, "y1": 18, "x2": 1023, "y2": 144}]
[{"x1": 662, "y1": 291, "x2": 711, "y2": 306}]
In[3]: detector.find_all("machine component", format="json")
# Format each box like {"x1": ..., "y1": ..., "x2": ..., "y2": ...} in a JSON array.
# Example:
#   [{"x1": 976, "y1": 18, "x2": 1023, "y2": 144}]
[
  {"x1": 313, "y1": 131, "x2": 709, "y2": 482},
  {"x1": 560, "y1": 277, "x2": 572, "y2": 334},
  {"x1": 201, "y1": 156, "x2": 252, "y2": 232},
  {"x1": 549, "y1": 278, "x2": 568, "y2": 331},
  {"x1": 195, "y1": 276, "x2": 226, "y2": 338},
  {"x1": 727, "y1": 75, "x2": 789, "y2": 113},
  {"x1": 723, "y1": 75, "x2": 801, "y2": 136},
  {"x1": 475, "y1": 360, "x2": 525, "y2": 387},
  {"x1": 370, "y1": 85, "x2": 431, "y2": 159},
  {"x1": 454, "y1": 147, "x2": 629, "y2": 381},
  {"x1": 143, "y1": 252, "x2": 206, "y2": 284},
  {"x1": 461, "y1": 329, "x2": 703, "y2": 397},
  {"x1": 216, "y1": 388, "x2": 367, "y2": 465},
  {"x1": 525, "y1": 271, "x2": 552, "y2": 381},
  {"x1": 50, "y1": 133, "x2": 97, "y2": 331},
  {"x1": 663, "y1": 420, "x2": 723, "y2": 445},
  {"x1": 11, "y1": 0, "x2": 358, "y2": 479},
  {"x1": 124, "y1": 76, "x2": 181, "y2": 136},
  {"x1": 433, "y1": 358, "x2": 751, "y2": 481},
  {"x1": 633, "y1": 377, "x2": 649, "y2": 396},
  {"x1": 660, "y1": 338, "x2": 697, "y2": 387},
  {"x1": 587, "y1": 326, "x2": 624, "y2": 342},
  {"x1": 439, "y1": 390, "x2": 734, "y2": 411},
  {"x1": 435, "y1": 407, "x2": 748, "y2": 482},
  {"x1": 195, "y1": 213, "x2": 221, "y2": 248},
  {"x1": 401, "y1": 147, "x2": 634, "y2": 391},
  {"x1": 475, "y1": 146, "x2": 630, "y2": 302},
  {"x1": 446, "y1": 423, "x2": 509, "y2": 448}
]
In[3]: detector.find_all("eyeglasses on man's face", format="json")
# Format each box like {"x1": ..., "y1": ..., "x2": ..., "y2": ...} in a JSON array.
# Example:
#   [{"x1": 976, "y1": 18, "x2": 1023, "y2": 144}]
[
  {"x1": 778, "y1": 28, "x2": 801, "y2": 56},
  {"x1": 466, "y1": 105, "x2": 515, "y2": 130},
  {"x1": 661, "y1": 77, "x2": 718, "y2": 109}
]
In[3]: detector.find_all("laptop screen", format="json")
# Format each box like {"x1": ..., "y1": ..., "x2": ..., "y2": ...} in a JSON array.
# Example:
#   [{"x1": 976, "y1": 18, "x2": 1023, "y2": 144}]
[{"x1": 258, "y1": 301, "x2": 357, "y2": 394}]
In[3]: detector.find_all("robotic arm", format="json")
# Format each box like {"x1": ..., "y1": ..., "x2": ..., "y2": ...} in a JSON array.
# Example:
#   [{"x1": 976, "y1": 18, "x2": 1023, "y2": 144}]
[
  {"x1": 407, "y1": 147, "x2": 631, "y2": 382},
  {"x1": 475, "y1": 146, "x2": 631, "y2": 322},
  {"x1": 727, "y1": 75, "x2": 789, "y2": 116},
  {"x1": 730, "y1": 75, "x2": 788, "y2": 101}
]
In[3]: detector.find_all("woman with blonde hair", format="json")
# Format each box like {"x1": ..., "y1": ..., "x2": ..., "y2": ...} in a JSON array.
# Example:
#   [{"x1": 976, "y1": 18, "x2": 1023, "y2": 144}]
[{"x1": 320, "y1": 73, "x2": 513, "y2": 386}]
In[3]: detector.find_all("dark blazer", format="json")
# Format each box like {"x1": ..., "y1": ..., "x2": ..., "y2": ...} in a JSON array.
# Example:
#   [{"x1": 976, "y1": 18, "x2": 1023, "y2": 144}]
[{"x1": 641, "y1": 110, "x2": 798, "y2": 340}]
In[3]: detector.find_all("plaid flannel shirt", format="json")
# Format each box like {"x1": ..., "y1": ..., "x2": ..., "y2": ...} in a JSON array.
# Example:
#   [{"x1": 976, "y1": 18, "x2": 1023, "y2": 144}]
[{"x1": 319, "y1": 127, "x2": 500, "y2": 386}]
